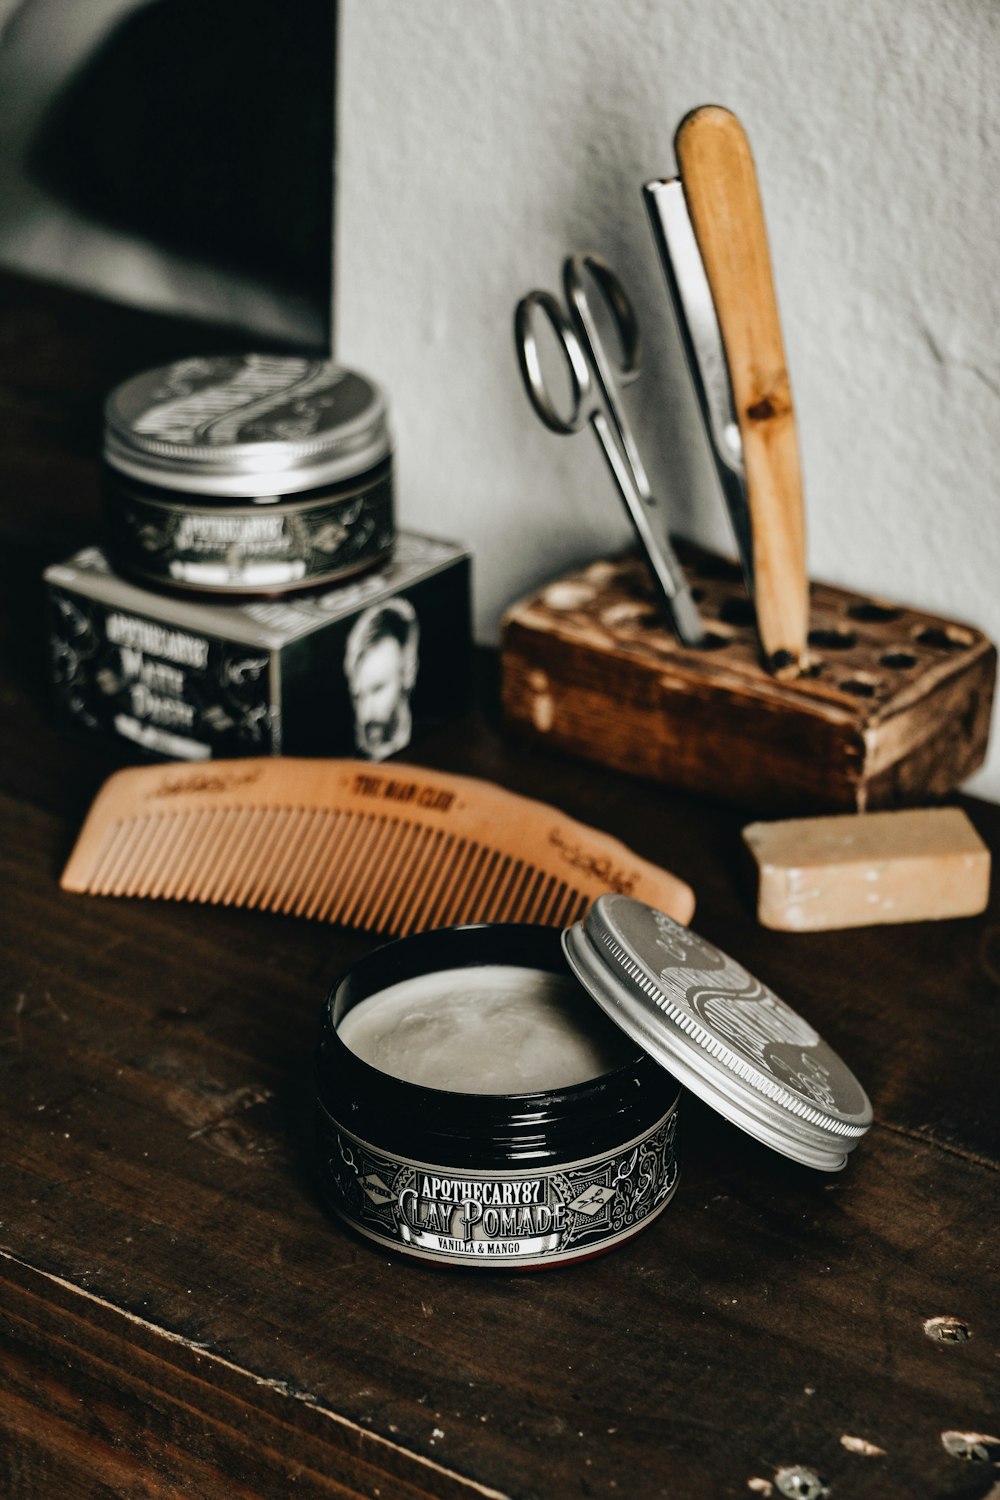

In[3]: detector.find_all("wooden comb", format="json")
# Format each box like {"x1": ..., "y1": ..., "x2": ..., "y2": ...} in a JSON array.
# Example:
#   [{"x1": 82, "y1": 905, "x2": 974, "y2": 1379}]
[{"x1": 61, "y1": 758, "x2": 694, "y2": 935}]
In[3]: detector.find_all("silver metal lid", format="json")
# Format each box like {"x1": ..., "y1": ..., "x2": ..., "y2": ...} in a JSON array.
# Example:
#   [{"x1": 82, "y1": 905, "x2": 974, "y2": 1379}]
[
  {"x1": 104, "y1": 354, "x2": 392, "y2": 498},
  {"x1": 563, "y1": 894, "x2": 872, "y2": 1171}
]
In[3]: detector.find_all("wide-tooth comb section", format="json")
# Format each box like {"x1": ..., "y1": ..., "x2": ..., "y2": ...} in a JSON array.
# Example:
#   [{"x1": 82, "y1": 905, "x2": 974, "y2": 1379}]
[
  {"x1": 102, "y1": 814, "x2": 158, "y2": 896},
  {"x1": 224, "y1": 808, "x2": 285, "y2": 909},
  {"x1": 145, "y1": 809, "x2": 213, "y2": 899},
  {"x1": 362, "y1": 819, "x2": 423, "y2": 933},
  {"x1": 197, "y1": 806, "x2": 266, "y2": 905},
  {"x1": 122, "y1": 816, "x2": 173, "y2": 894},
  {"x1": 393, "y1": 831, "x2": 457, "y2": 935},
  {"x1": 288, "y1": 811, "x2": 345, "y2": 918},
  {"x1": 508, "y1": 866, "x2": 543, "y2": 924},
  {"x1": 452, "y1": 846, "x2": 499, "y2": 931},
  {"x1": 319, "y1": 816, "x2": 386, "y2": 918},
  {"x1": 401, "y1": 834, "x2": 464, "y2": 936},
  {"x1": 312, "y1": 812, "x2": 374, "y2": 923},
  {"x1": 553, "y1": 886, "x2": 589, "y2": 928},
  {"x1": 88, "y1": 818, "x2": 135, "y2": 895},
  {"x1": 60, "y1": 757, "x2": 695, "y2": 933},
  {"x1": 495, "y1": 864, "x2": 529, "y2": 922},
  {"x1": 267, "y1": 807, "x2": 320, "y2": 913},
  {"x1": 241, "y1": 809, "x2": 300, "y2": 911},
  {"x1": 496, "y1": 863, "x2": 533, "y2": 923},
  {"x1": 299, "y1": 811, "x2": 360, "y2": 922},
  {"x1": 520, "y1": 870, "x2": 554, "y2": 925},
  {"x1": 433, "y1": 843, "x2": 487, "y2": 930},
  {"x1": 204, "y1": 806, "x2": 269, "y2": 906},
  {"x1": 478, "y1": 854, "x2": 516, "y2": 925},
  {"x1": 340, "y1": 816, "x2": 401, "y2": 930},
  {"x1": 393, "y1": 829, "x2": 448, "y2": 936},
  {"x1": 171, "y1": 809, "x2": 227, "y2": 903}
]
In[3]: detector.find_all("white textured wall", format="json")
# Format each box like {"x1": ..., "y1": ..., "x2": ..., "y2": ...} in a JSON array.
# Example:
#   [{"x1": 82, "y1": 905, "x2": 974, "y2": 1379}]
[{"x1": 340, "y1": 0, "x2": 1000, "y2": 796}]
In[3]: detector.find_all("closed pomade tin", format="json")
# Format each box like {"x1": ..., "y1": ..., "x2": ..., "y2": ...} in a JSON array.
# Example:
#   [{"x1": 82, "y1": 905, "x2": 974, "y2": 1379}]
[
  {"x1": 316, "y1": 899, "x2": 872, "y2": 1269},
  {"x1": 104, "y1": 354, "x2": 394, "y2": 596}
]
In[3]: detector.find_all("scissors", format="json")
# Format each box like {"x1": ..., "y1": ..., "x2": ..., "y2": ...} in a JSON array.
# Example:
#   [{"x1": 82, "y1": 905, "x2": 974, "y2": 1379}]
[{"x1": 515, "y1": 251, "x2": 705, "y2": 646}]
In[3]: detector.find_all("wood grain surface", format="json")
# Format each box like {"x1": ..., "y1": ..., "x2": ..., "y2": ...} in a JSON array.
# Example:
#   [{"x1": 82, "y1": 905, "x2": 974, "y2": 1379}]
[{"x1": 1, "y1": 271, "x2": 998, "y2": 1499}]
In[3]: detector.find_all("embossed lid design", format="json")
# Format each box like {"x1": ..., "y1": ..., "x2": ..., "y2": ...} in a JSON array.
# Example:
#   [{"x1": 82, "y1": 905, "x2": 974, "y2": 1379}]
[
  {"x1": 563, "y1": 894, "x2": 872, "y2": 1171},
  {"x1": 105, "y1": 354, "x2": 391, "y2": 497}
]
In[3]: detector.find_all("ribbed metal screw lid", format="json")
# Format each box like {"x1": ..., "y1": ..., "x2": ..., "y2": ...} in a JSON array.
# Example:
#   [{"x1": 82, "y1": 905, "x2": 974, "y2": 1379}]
[
  {"x1": 563, "y1": 894, "x2": 873, "y2": 1171},
  {"x1": 104, "y1": 353, "x2": 391, "y2": 498}
]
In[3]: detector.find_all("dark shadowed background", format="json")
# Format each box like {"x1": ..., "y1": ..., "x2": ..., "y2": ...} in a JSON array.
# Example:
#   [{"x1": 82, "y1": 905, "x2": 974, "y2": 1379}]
[{"x1": 0, "y1": 0, "x2": 336, "y2": 349}]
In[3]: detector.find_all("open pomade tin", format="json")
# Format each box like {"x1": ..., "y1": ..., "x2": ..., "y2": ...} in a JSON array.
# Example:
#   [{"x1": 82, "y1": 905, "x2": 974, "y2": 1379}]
[
  {"x1": 104, "y1": 354, "x2": 394, "y2": 595},
  {"x1": 316, "y1": 897, "x2": 872, "y2": 1269}
]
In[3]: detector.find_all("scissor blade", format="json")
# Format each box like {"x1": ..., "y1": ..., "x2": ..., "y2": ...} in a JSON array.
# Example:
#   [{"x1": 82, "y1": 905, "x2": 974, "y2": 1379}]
[
  {"x1": 643, "y1": 177, "x2": 754, "y2": 599},
  {"x1": 591, "y1": 410, "x2": 705, "y2": 648}
]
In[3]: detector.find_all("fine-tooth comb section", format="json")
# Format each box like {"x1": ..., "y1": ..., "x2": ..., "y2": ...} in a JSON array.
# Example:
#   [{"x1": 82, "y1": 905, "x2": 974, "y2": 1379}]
[{"x1": 61, "y1": 758, "x2": 695, "y2": 935}]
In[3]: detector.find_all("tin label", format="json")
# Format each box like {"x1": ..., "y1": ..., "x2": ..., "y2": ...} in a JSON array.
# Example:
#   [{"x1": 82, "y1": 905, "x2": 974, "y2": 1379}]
[
  {"x1": 111, "y1": 472, "x2": 394, "y2": 590},
  {"x1": 319, "y1": 1105, "x2": 679, "y2": 1266}
]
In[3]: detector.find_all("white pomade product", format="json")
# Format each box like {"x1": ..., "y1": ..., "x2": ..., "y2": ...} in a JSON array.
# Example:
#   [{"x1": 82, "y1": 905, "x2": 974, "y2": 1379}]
[
  {"x1": 316, "y1": 904, "x2": 872, "y2": 1269},
  {"x1": 103, "y1": 354, "x2": 394, "y2": 596},
  {"x1": 337, "y1": 966, "x2": 636, "y2": 1093}
]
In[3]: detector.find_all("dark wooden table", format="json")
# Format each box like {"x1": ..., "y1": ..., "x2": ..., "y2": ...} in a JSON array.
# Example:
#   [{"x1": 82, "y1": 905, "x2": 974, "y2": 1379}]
[{"x1": 1, "y1": 271, "x2": 997, "y2": 1500}]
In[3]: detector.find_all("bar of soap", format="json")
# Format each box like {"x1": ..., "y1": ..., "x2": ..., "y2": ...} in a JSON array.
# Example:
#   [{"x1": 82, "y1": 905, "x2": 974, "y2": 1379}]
[{"x1": 743, "y1": 808, "x2": 990, "y2": 931}]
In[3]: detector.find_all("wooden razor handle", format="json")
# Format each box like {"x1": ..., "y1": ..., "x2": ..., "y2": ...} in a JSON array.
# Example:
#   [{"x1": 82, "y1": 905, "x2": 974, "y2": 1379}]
[{"x1": 675, "y1": 105, "x2": 808, "y2": 673}]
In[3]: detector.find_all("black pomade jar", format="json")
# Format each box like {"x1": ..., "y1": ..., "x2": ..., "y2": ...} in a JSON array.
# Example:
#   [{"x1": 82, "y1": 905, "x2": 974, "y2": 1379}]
[
  {"x1": 317, "y1": 922, "x2": 682, "y2": 1269},
  {"x1": 316, "y1": 897, "x2": 873, "y2": 1270},
  {"x1": 103, "y1": 354, "x2": 394, "y2": 595}
]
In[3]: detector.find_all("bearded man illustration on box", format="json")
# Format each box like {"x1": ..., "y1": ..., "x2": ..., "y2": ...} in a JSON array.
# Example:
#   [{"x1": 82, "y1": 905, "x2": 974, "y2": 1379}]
[{"x1": 344, "y1": 599, "x2": 420, "y2": 761}]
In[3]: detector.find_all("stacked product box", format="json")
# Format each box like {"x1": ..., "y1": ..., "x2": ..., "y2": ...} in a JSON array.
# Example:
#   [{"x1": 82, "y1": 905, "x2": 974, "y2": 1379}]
[
  {"x1": 45, "y1": 535, "x2": 471, "y2": 763},
  {"x1": 44, "y1": 354, "x2": 471, "y2": 762}
]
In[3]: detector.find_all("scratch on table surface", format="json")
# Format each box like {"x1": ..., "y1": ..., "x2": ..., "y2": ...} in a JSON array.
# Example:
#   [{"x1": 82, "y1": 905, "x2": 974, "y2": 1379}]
[
  {"x1": 878, "y1": 1117, "x2": 1000, "y2": 1174},
  {"x1": 185, "y1": 1084, "x2": 273, "y2": 1139},
  {"x1": 773, "y1": 1466, "x2": 830, "y2": 1500},
  {"x1": 41, "y1": 990, "x2": 69, "y2": 1022},
  {"x1": 941, "y1": 1430, "x2": 1000, "y2": 1462},
  {"x1": 840, "y1": 1434, "x2": 886, "y2": 1456},
  {"x1": 923, "y1": 1315, "x2": 973, "y2": 1342},
  {"x1": 142, "y1": 1064, "x2": 281, "y2": 1164},
  {"x1": 0, "y1": 992, "x2": 26, "y2": 1049},
  {"x1": 0, "y1": 1247, "x2": 512, "y2": 1499},
  {"x1": 1, "y1": 988, "x2": 69, "y2": 1048}
]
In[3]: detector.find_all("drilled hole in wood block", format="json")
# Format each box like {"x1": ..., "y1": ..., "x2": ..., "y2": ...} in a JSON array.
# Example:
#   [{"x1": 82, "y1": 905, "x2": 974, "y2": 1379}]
[
  {"x1": 690, "y1": 586, "x2": 707, "y2": 604},
  {"x1": 693, "y1": 631, "x2": 732, "y2": 652},
  {"x1": 600, "y1": 602, "x2": 657, "y2": 630},
  {"x1": 692, "y1": 555, "x2": 742, "y2": 582},
  {"x1": 847, "y1": 601, "x2": 904, "y2": 623},
  {"x1": 718, "y1": 596, "x2": 755, "y2": 626},
  {"x1": 808, "y1": 628, "x2": 857, "y2": 650},
  {"x1": 840, "y1": 674, "x2": 880, "y2": 697},
  {"x1": 542, "y1": 580, "x2": 597, "y2": 611},
  {"x1": 503, "y1": 546, "x2": 995, "y2": 812},
  {"x1": 915, "y1": 625, "x2": 974, "y2": 651}
]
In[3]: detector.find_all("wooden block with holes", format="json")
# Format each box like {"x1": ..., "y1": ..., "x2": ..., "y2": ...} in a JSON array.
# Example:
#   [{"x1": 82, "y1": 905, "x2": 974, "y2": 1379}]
[{"x1": 500, "y1": 546, "x2": 996, "y2": 815}]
